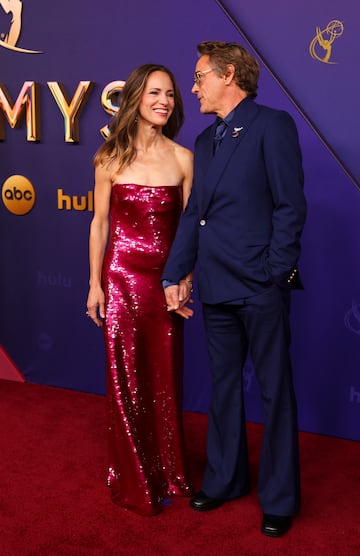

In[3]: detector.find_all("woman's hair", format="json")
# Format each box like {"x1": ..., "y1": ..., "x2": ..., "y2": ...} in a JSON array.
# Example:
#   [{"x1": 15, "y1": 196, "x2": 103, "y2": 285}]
[
  {"x1": 94, "y1": 64, "x2": 184, "y2": 173},
  {"x1": 197, "y1": 41, "x2": 260, "y2": 99}
]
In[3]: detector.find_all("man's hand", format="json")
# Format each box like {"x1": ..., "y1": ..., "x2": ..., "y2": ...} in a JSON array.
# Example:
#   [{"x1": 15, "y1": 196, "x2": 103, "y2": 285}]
[
  {"x1": 164, "y1": 284, "x2": 181, "y2": 311},
  {"x1": 164, "y1": 284, "x2": 194, "y2": 319}
]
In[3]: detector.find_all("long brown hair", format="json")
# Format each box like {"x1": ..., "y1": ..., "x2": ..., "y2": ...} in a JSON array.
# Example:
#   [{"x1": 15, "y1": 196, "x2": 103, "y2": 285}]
[{"x1": 94, "y1": 64, "x2": 184, "y2": 173}]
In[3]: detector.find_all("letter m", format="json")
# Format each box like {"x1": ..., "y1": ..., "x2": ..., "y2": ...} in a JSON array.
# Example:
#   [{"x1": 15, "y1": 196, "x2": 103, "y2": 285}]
[{"x1": 0, "y1": 82, "x2": 40, "y2": 141}]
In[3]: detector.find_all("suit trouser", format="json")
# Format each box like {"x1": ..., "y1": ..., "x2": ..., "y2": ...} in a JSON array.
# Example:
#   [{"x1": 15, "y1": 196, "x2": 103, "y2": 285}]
[{"x1": 201, "y1": 284, "x2": 301, "y2": 516}]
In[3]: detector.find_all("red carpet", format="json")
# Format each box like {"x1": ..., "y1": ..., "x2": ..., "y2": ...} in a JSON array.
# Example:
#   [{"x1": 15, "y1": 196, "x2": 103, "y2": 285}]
[{"x1": 1, "y1": 379, "x2": 359, "y2": 555}]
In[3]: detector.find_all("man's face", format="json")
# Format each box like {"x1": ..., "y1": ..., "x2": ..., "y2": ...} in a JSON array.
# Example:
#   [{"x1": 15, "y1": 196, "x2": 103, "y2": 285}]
[{"x1": 191, "y1": 55, "x2": 225, "y2": 115}]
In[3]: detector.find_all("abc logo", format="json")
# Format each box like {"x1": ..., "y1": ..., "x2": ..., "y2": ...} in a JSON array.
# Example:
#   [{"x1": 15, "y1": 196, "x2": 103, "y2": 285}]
[{"x1": 2, "y1": 175, "x2": 36, "y2": 215}]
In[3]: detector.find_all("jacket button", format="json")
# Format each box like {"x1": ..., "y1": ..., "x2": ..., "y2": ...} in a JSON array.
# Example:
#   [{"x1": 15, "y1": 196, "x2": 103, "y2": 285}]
[{"x1": 200, "y1": 219, "x2": 206, "y2": 226}]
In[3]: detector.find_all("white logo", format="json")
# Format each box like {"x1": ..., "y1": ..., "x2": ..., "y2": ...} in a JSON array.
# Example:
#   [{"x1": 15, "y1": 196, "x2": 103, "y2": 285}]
[{"x1": 232, "y1": 126, "x2": 243, "y2": 138}]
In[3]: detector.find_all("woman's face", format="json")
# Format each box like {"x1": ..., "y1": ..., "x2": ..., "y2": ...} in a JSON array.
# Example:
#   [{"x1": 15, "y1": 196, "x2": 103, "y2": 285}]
[{"x1": 138, "y1": 71, "x2": 175, "y2": 127}]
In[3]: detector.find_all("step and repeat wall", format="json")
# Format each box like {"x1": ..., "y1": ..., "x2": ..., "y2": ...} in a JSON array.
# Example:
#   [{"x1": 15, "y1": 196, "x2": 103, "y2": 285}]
[{"x1": 1, "y1": 0, "x2": 359, "y2": 440}]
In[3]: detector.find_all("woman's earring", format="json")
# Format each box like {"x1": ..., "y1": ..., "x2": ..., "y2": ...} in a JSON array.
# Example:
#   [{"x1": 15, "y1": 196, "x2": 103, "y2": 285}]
[{"x1": 134, "y1": 115, "x2": 138, "y2": 123}]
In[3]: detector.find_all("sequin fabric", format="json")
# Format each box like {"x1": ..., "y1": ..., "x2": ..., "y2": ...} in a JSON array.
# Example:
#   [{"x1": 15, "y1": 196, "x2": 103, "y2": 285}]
[{"x1": 102, "y1": 184, "x2": 192, "y2": 516}]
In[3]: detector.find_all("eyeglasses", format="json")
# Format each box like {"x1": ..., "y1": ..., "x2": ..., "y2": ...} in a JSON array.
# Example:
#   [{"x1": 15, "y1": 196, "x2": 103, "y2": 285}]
[{"x1": 193, "y1": 68, "x2": 216, "y2": 85}]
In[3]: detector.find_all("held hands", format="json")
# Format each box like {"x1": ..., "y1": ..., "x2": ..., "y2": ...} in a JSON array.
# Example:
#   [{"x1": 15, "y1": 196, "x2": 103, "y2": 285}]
[
  {"x1": 86, "y1": 285, "x2": 105, "y2": 327},
  {"x1": 87, "y1": 281, "x2": 194, "y2": 324},
  {"x1": 164, "y1": 280, "x2": 194, "y2": 319}
]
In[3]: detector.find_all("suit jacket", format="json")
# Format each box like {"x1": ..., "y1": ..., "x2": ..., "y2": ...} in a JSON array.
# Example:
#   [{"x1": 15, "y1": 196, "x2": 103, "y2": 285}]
[{"x1": 162, "y1": 97, "x2": 307, "y2": 304}]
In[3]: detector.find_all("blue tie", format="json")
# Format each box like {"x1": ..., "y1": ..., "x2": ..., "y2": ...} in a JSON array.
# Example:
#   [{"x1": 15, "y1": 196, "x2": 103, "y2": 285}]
[{"x1": 213, "y1": 120, "x2": 227, "y2": 153}]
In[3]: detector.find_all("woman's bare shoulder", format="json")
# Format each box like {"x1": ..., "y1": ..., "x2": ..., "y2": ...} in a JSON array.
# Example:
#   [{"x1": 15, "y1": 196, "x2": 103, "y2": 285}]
[
  {"x1": 95, "y1": 154, "x2": 119, "y2": 181},
  {"x1": 168, "y1": 139, "x2": 193, "y2": 163}
]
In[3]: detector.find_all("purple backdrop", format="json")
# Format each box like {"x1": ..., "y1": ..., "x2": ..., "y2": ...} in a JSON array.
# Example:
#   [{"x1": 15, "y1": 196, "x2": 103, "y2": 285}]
[{"x1": 1, "y1": 0, "x2": 359, "y2": 441}]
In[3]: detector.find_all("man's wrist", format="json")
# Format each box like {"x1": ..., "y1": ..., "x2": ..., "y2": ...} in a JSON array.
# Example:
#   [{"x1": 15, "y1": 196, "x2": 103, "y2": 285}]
[{"x1": 162, "y1": 279, "x2": 179, "y2": 289}]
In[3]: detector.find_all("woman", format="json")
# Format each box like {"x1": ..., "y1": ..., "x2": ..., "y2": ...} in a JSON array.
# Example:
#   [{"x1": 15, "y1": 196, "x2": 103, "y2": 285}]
[{"x1": 86, "y1": 64, "x2": 194, "y2": 516}]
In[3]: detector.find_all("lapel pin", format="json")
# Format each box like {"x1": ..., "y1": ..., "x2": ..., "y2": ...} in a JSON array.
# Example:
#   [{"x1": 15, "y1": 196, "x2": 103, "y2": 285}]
[{"x1": 232, "y1": 126, "x2": 243, "y2": 138}]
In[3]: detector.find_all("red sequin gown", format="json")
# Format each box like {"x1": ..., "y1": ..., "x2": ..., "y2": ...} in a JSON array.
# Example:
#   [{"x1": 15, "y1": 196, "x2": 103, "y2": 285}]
[{"x1": 102, "y1": 183, "x2": 192, "y2": 516}]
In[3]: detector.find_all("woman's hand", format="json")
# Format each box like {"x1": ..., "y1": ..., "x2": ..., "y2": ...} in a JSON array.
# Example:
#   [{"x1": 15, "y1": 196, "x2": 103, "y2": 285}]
[
  {"x1": 164, "y1": 282, "x2": 194, "y2": 319},
  {"x1": 86, "y1": 285, "x2": 105, "y2": 327},
  {"x1": 175, "y1": 300, "x2": 194, "y2": 319}
]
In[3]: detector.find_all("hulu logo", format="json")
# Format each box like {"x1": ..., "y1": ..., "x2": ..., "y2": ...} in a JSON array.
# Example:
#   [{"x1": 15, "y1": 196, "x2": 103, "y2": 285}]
[
  {"x1": 349, "y1": 386, "x2": 360, "y2": 404},
  {"x1": 57, "y1": 189, "x2": 93, "y2": 211}
]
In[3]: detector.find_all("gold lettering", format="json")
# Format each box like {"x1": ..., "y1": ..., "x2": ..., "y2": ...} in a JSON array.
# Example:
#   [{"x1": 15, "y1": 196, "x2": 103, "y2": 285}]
[
  {"x1": 100, "y1": 80, "x2": 125, "y2": 138},
  {"x1": 0, "y1": 81, "x2": 40, "y2": 141},
  {"x1": 72, "y1": 195, "x2": 87, "y2": 211},
  {"x1": 47, "y1": 81, "x2": 93, "y2": 143},
  {"x1": 57, "y1": 188, "x2": 71, "y2": 210},
  {"x1": 88, "y1": 190, "x2": 93, "y2": 211},
  {"x1": 57, "y1": 189, "x2": 93, "y2": 211}
]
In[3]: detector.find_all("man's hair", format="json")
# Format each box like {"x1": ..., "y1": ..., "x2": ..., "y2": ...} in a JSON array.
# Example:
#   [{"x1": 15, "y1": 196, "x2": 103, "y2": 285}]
[{"x1": 197, "y1": 41, "x2": 260, "y2": 98}]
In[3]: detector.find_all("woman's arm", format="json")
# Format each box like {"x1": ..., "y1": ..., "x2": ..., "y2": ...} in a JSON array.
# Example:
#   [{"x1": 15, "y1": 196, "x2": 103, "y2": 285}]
[
  {"x1": 86, "y1": 163, "x2": 112, "y2": 326},
  {"x1": 181, "y1": 147, "x2": 194, "y2": 209}
]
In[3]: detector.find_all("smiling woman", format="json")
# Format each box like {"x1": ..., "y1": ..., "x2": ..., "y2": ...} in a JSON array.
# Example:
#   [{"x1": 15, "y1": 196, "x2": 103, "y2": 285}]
[
  {"x1": 138, "y1": 72, "x2": 175, "y2": 126},
  {"x1": 94, "y1": 64, "x2": 186, "y2": 176},
  {"x1": 86, "y1": 63, "x2": 194, "y2": 516}
]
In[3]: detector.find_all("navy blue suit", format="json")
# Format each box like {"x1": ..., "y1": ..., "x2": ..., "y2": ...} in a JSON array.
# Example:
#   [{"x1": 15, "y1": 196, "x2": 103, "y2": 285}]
[{"x1": 162, "y1": 97, "x2": 306, "y2": 515}]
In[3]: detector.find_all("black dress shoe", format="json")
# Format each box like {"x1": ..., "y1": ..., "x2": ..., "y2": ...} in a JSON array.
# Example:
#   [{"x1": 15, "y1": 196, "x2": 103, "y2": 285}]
[
  {"x1": 189, "y1": 491, "x2": 224, "y2": 511},
  {"x1": 261, "y1": 514, "x2": 292, "y2": 537}
]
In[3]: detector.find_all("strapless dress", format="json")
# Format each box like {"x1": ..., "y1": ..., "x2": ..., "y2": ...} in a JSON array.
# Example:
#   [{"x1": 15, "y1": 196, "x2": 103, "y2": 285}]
[{"x1": 102, "y1": 184, "x2": 192, "y2": 516}]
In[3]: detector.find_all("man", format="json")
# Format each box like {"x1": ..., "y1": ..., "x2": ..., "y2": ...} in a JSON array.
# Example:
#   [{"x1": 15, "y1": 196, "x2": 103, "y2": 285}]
[{"x1": 162, "y1": 41, "x2": 306, "y2": 537}]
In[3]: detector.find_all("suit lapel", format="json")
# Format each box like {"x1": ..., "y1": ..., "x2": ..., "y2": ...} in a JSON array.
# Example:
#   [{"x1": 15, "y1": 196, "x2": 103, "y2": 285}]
[
  {"x1": 195, "y1": 120, "x2": 216, "y2": 209},
  {"x1": 199, "y1": 99, "x2": 260, "y2": 214}
]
